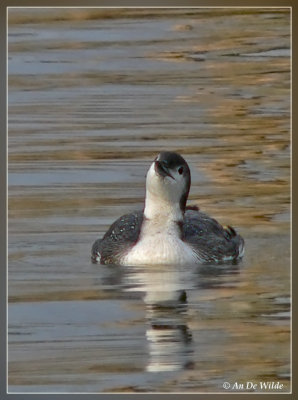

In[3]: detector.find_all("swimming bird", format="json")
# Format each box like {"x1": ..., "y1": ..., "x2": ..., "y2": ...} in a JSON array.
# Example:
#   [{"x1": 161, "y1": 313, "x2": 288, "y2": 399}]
[{"x1": 92, "y1": 151, "x2": 244, "y2": 265}]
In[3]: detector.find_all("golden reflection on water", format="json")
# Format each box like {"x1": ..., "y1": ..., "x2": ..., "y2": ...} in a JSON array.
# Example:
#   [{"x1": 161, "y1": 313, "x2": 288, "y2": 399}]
[{"x1": 8, "y1": 8, "x2": 290, "y2": 393}]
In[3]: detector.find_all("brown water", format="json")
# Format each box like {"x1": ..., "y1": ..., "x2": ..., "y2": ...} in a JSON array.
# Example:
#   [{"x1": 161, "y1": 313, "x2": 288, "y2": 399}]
[{"x1": 8, "y1": 8, "x2": 291, "y2": 393}]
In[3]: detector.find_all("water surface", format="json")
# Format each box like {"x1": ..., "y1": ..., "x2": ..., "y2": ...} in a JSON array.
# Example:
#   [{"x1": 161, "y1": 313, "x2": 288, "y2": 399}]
[{"x1": 8, "y1": 8, "x2": 291, "y2": 393}]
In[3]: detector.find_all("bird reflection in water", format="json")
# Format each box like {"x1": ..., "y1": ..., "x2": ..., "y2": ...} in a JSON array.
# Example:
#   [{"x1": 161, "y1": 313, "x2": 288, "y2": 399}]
[
  {"x1": 125, "y1": 265, "x2": 195, "y2": 373},
  {"x1": 145, "y1": 293, "x2": 194, "y2": 372}
]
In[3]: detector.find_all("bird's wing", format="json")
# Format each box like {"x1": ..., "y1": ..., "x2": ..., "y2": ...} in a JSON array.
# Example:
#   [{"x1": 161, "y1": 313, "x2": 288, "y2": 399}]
[
  {"x1": 183, "y1": 209, "x2": 244, "y2": 263},
  {"x1": 91, "y1": 210, "x2": 144, "y2": 264}
]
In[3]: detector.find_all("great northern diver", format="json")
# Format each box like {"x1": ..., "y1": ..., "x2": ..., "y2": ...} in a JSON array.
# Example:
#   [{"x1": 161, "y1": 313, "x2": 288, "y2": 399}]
[{"x1": 92, "y1": 151, "x2": 244, "y2": 265}]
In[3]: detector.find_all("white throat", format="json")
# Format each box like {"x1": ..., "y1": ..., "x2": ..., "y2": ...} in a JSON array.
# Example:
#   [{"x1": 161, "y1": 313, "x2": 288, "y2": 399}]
[
  {"x1": 144, "y1": 190, "x2": 184, "y2": 222},
  {"x1": 143, "y1": 161, "x2": 185, "y2": 222}
]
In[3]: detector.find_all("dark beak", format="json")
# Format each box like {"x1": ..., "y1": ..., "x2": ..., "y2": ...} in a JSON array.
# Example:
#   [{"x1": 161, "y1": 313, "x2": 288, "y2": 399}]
[{"x1": 155, "y1": 160, "x2": 174, "y2": 180}]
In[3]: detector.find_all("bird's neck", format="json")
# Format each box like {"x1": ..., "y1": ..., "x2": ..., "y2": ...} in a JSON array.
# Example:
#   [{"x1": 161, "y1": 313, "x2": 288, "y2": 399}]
[{"x1": 144, "y1": 191, "x2": 184, "y2": 223}]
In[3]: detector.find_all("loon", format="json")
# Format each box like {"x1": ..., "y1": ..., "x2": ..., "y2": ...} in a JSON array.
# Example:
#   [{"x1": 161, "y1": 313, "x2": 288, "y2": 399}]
[{"x1": 91, "y1": 151, "x2": 244, "y2": 265}]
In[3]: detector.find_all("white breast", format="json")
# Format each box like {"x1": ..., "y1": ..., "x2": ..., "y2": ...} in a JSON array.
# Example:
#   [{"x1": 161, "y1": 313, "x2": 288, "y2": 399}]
[{"x1": 121, "y1": 218, "x2": 197, "y2": 266}]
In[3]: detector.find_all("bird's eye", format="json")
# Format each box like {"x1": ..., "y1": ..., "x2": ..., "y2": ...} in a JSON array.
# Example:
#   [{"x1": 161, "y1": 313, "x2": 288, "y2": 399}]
[{"x1": 178, "y1": 167, "x2": 183, "y2": 175}]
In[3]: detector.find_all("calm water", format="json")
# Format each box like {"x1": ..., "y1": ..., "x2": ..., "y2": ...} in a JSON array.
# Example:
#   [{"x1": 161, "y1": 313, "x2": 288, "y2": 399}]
[{"x1": 8, "y1": 8, "x2": 291, "y2": 393}]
